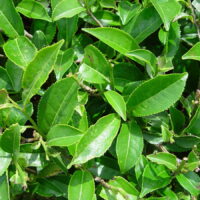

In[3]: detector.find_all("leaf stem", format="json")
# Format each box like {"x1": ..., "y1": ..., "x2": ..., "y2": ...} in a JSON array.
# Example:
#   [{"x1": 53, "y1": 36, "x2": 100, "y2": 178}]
[
  {"x1": 24, "y1": 30, "x2": 33, "y2": 39},
  {"x1": 87, "y1": 9, "x2": 104, "y2": 27}
]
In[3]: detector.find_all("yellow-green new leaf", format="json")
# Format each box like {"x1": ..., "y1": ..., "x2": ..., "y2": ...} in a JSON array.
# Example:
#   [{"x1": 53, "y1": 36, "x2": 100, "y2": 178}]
[
  {"x1": 17, "y1": 0, "x2": 52, "y2": 22},
  {"x1": 38, "y1": 78, "x2": 79, "y2": 134},
  {"x1": 182, "y1": 42, "x2": 200, "y2": 61},
  {"x1": 147, "y1": 152, "x2": 177, "y2": 171},
  {"x1": 22, "y1": 40, "x2": 64, "y2": 105},
  {"x1": 104, "y1": 91, "x2": 126, "y2": 121},
  {"x1": 68, "y1": 170, "x2": 95, "y2": 200},
  {"x1": 127, "y1": 73, "x2": 188, "y2": 117},
  {"x1": 68, "y1": 114, "x2": 121, "y2": 168},
  {"x1": 3, "y1": 36, "x2": 37, "y2": 68},
  {"x1": 52, "y1": 0, "x2": 85, "y2": 21},
  {"x1": 116, "y1": 121, "x2": 143, "y2": 173},
  {"x1": 47, "y1": 124, "x2": 83, "y2": 147},
  {"x1": 83, "y1": 27, "x2": 139, "y2": 54}
]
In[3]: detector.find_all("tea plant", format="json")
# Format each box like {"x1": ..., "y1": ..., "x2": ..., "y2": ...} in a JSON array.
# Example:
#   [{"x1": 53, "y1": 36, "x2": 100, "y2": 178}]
[{"x1": 0, "y1": 0, "x2": 200, "y2": 199}]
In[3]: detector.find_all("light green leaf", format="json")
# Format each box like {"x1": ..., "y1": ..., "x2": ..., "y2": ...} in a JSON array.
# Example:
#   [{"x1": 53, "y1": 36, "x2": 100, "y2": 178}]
[
  {"x1": 47, "y1": 124, "x2": 83, "y2": 147},
  {"x1": 83, "y1": 27, "x2": 139, "y2": 54},
  {"x1": 104, "y1": 91, "x2": 126, "y2": 121},
  {"x1": 184, "y1": 105, "x2": 200, "y2": 136},
  {"x1": 3, "y1": 36, "x2": 37, "y2": 68},
  {"x1": 127, "y1": 73, "x2": 188, "y2": 117},
  {"x1": 0, "y1": 173, "x2": 10, "y2": 200},
  {"x1": 22, "y1": 40, "x2": 64, "y2": 105},
  {"x1": 123, "y1": 6, "x2": 162, "y2": 43},
  {"x1": 176, "y1": 172, "x2": 200, "y2": 196},
  {"x1": 0, "y1": 124, "x2": 20, "y2": 153},
  {"x1": 68, "y1": 170, "x2": 95, "y2": 200},
  {"x1": 0, "y1": 0, "x2": 24, "y2": 38},
  {"x1": 54, "y1": 48, "x2": 74, "y2": 80},
  {"x1": 52, "y1": 0, "x2": 85, "y2": 21},
  {"x1": 79, "y1": 63, "x2": 110, "y2": 84},
  {"x1": 0, "y1": 148, "x2": 11, "y2": 176},
  {"x1": 140, "y1": 163, "x2": 171, "y2": 198},
  {"x1": 116, "y1": 121, "x2": 143, "y2": 173},
  {"x1": 147, "y1": 152, "x2": 177, "y2": 171},
  {"x1": 150, "y1": 0, "x2": 181, "y2": 31},
  {"x1": 84, "y1": 45, "x2": 111, "y2": 78},
  {"x1": 16, "y1": 0, "x2": 51, "y2": 22},
  {"x1": 127, "y1": 49, "x2": 157, "y2": 76},
  {"x1": 182, "y1": 42, "x2": 200, "y2": 61},
  {"x1": 37, "y1": 77, "x2": 79, "y2": 134},
  {"x1": 68, "y1": 114, "x2": 121, "y2": 168}
]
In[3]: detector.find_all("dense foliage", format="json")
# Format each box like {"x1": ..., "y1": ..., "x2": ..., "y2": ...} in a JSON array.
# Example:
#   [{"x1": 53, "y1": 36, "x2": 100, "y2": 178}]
[{"x1": 0, "y1": 0, "x2": 200, "y2": 199}]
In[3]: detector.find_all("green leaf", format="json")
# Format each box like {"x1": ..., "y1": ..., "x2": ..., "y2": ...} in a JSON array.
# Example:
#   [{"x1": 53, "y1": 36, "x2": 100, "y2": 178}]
[
  {"x1": 147, "y1": 152, "x2": 177, "y2": 171},
  {"x1": 0, "y1": 67, "x2": 13, "y2": 90},
  {"x1": 22, "y1": 40, "x2": 64, "y2": 105},
  {"x1": 182, "y1": 42, "x2": 200, "y2": 61},
  {"x1": 79, "y1": 63, "x2": 110, "y2": 84},
  {"x1": 126, "y1": 49, "x2": 157, "y2": 76},
  {"x1": 54, "y1": 48, "x2": 74, "y2": 80},
  {"x1": 123, "y1": 6, "x2": 162, "y2": 43},
  {"x1": 113, "y1": 63, "x2": 143, "y2": 92},
  {"x1": 68, "y1": 170, "x2": 95, "y2": 200},
  {"x1": 100, "y1": 176, "x2": 139, "y2": 200},
  {"x1": 150, "y1": 0, "x2": 181, "y2": 31},
  {"x1": 140, "y1": 163, "x2": 171, "y2": 198},
  {"x1": 104, "y1": 91, "x2": 126, "y2": 121},
  {"x1": 83, "y1": 27, "x2": 139, "y2": 54},
  {"x1": 118, "y1": 1, "x2": 141, "y2": 25},
  {"x1": 68, "y1": 114, "x2": 121, "y2": 168},
  {"x1": 127, "y1": 73, "x2": 188, "y2": 117},
  {"x1": 6, "y1": 61, "x2": 23, "y2": 92},
  {"x1": 0, "y1": 124, "x2": 20, "y2": 153},
  {"x1": 32, "y1": 30, "x2": 48, "y2": 49},
  {"x1": 0, "y1": 148, "x2": 11, "y2": 176},
  {"x1": 116, "y1": 121, "x2": 143, "y2": 173},
  {"x1": 84, "y1": 45, "x2": 111, "y2": 78},
  {"x1": 37, "y1": 77, "x2": 79, "y2": 134},
  {"x1": 0, "y1": 173, "x2": 10, "y2": 200},
  {"x1": 176, "y1": 172, "x2": 200, "y2": 196},
  {"x1": 57, "y1": 16, "x2": 78, "y2": 48},
  {"x1": 184, "y1": 105, "x2": 200, "y2": 136},
  {"x1": 170, "y1": 107, "x2": 185, "y2": 133},
  {"x1": 3, "y1": 36, "x2": 37, "y2": 68},
  {"x1": 16, "y1": 0, "x2": 52, "y2": 22},
  {"x1": 47, "y1": 124, "x2": 83, "y2": 147},
  {"x1": 0, "y1": 0, "x2": 24, "y2": 38},
  {"x1": 52, "y1": 0, "x2": 85, "y2": 21}
]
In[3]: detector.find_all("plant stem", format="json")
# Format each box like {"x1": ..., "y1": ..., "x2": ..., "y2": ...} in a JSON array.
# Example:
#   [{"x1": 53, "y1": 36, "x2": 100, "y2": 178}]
[
  {"x1": 87, "y1": 9, "x2": 103, "y2": 27},
  {"x1": 24, "y1": 30, "x2": 33, "y2": 39},
  {"x1": 95, "y1": 177, "x2": 129, "y2": 200}
]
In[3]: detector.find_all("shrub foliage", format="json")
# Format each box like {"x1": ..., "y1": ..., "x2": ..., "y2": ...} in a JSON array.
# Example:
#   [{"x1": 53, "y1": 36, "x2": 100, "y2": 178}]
[{"x1": 0, "y1": 0, "x2": 200, "y2": 199}]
